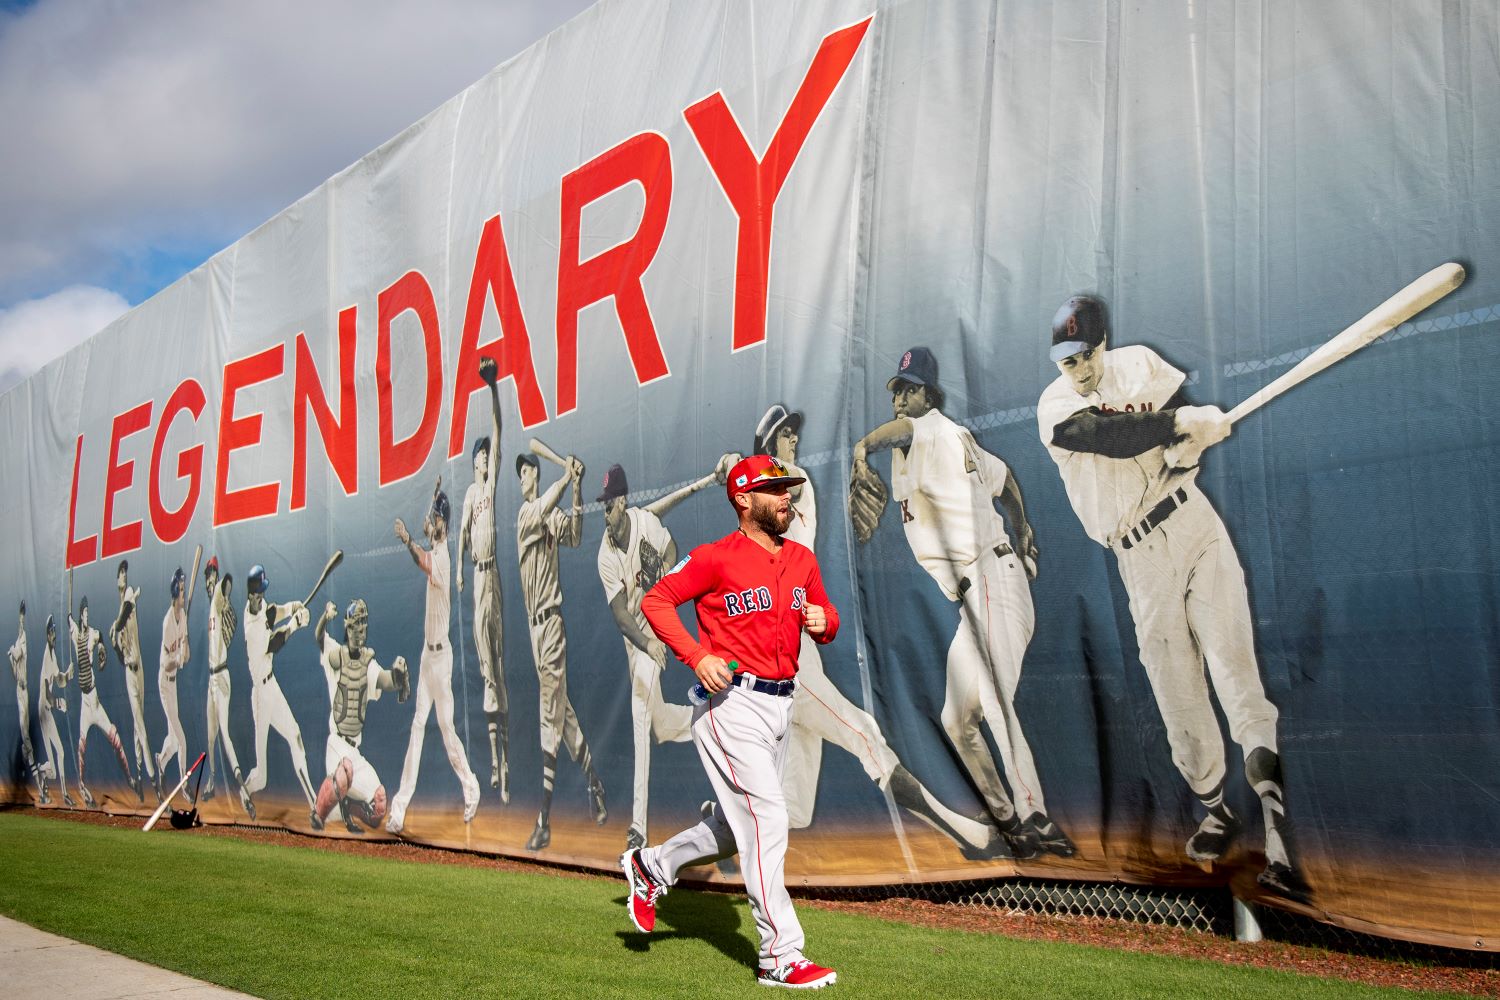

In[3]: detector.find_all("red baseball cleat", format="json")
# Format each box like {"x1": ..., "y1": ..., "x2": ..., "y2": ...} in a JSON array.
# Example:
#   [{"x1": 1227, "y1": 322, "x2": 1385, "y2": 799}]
[
  {"x1": 621, "y1": 849, "x2": 666, "y2": 933},
  {"x1": 757, "y1": 959, "x2": 837, "y2": 989}
]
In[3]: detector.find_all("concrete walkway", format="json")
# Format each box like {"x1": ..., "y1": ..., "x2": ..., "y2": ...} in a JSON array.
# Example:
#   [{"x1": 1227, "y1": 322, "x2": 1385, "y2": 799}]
[{"x1": 1, "y1": 915, "x2": 256, "y2": 999}]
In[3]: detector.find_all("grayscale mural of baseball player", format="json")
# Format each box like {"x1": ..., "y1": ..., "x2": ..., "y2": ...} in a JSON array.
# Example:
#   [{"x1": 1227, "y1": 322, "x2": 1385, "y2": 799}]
[
  {"x1": 8, "y1": 601, "x2": 43, "y2": 799},
  {"x1": 595, "y1": 458, "x2": 736, "y2": 851},
  {"x1": 852, "y1": 348, "x2": 1073, "y2": 860},
  {"x1": 388, "y1": 482, "x2": 482, "y2": 836},
  {"x1": 201, "y1": 558, "x2": 247, "y2": 802},
  {"x1": 152, "y1": 569, "x2": 190, "y2": 800},
  {"x1": 36, "y1": 614, "x2": 73, "y2": 806},
  {"x1": 516, "y1": 447, "x2": 605, "y2": 851},
  {"x1": 1037, "y1": 295, "x2": 1309, "y2": 902},
  {"x1": 312, "y1": 598, "x2": 410, "y2": 833},
  {"x1": 69, "y1": 594, "x2": 140, "y2": 806},
  {"x1": 109, "y1": 560, "x2": 156, "y2": 798},
  {"x1": 458, "y1": 355, "x2": 508, "y2": 802},
  {"x1": 241, "y1": 564, "x2": 318, "y2": 824},
  {"x1": 758, "y1": 404, "x2": 1013, "y2": 861}
]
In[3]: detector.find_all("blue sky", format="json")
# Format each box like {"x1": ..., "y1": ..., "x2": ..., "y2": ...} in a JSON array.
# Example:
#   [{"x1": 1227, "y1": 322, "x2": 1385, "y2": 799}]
[{"x1": 0, "y1": 0, "x2": 595, "y2": 395}]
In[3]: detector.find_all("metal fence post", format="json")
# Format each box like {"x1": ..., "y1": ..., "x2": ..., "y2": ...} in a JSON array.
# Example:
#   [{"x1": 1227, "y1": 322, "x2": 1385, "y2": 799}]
[{"x1": 1233, "y1": 895, "x2": 1263, "y2": 943}]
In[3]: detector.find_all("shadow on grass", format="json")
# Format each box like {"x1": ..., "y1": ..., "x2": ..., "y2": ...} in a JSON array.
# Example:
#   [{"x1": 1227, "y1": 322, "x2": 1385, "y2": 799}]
[{"x1": 615, "y1": 888, "x2": 758, "y2": 969}]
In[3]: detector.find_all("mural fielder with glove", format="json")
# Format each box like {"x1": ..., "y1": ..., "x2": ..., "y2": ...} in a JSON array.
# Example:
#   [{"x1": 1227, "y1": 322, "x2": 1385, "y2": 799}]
[{"x1": 852, "y1": 347, "x2": 1072, "y2": 861}]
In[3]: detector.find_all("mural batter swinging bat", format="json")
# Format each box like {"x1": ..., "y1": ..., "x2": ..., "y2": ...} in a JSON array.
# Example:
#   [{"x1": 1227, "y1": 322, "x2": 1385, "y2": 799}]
[{"x1": 1167, "y1": 262, "x2": 1466, "y2": 468}]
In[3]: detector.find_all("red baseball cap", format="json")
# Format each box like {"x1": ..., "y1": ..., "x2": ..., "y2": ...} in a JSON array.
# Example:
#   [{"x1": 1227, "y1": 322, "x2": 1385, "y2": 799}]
[{"x1": 725, "y1": 454, "x2": 805, "y2": 502}]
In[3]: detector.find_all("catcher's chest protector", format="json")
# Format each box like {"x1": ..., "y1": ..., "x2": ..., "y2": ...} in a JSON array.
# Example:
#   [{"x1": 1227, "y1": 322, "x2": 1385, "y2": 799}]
[
  {"x1": 75, "y1": 632, "x2": 95, "y2": 693},
  {"x1": 331, "y1": 645, "x2": 374, "y2": 740}
]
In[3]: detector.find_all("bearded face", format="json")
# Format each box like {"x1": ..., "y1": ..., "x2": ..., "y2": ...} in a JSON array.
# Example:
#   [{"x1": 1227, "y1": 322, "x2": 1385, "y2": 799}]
[{"x1": 746, "y1": 488, "x2": 792, "y2": 536}]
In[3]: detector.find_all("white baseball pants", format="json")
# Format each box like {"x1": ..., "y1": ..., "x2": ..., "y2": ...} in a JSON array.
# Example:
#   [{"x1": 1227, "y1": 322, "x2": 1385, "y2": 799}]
[
  {"x1": 642, "y1": 682, "x2": 806, "y2": 972},
  {"x1": 390, "y1": 644, "x2": 479, "y2": 823},
  {"x1": 784, "y1": 633, "x2": 899, "y2": 829},
  {"x1": 943, "y1": 544, "x2": 1047, "y2": 820},
  {"x1": 1113, "y1": 486, "x2": 1279, "y2": 798},
  {"x1": 623, "y1": 640, "x2": 691, "y2": 838},
  {"x1": 244, "y1": 675, "x2": 314, "y2": 805}
]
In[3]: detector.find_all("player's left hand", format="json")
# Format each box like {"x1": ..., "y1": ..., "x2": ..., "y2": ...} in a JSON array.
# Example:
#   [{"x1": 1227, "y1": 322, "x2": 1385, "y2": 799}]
[
  {"x1": 648, "y1": 638, "x2": 668, "y2": 670},
  {"x1": 291, "y1": 606, "x2": 310, "y2": 630},
  {"x1": 802, "y1": 603, "x2": 828, "y2": 636}
]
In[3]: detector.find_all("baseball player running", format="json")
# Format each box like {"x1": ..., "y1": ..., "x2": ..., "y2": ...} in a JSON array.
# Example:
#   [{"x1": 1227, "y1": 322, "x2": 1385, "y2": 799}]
[
  {"x1": 623, "y1": 455, "x2": 840, "y2": 989},
  {"x1": 457, "y1": 356, "x2": 508, "y2": 802},
  {"x1": 595, "y1": 458, "x2": 738, "y2": 851},
  {"x1": 387, "y1": 484, "x2": 482, "y2": 835},
  {"x1": 755, "y1": 404, "x2": 1011, "y2": 861},
  {"x1": 311, "y1": 599, "x2": 410, "y2": 833},
  {"x1": 1037, "y1": 295, "x2": 1310, "y2": 902},
  {"x1": 516, "y1": 450, "x2": 605, "y2": 851},
  {"x1": 200, "y1": 558, "x2": 248, "y2": 802},
  {"x1": 69, "y1": 595, "x2": 140, "y2": 806},
  {"x1": 36, "y1": 615, "x2": 73, "y2": 806},
  {"x1": 241, "y1": 564, "x2": 318, "y2": 826},
  {"x1": 152, "y1": 569, "x2": 190, "y2": 801},
  {"x1": 109, "y1": 560, "x2": 156, "y2": 799},
  {"x1": 8, "y1": 602, "x2": 43, "y2": 799},
  {"x1": 851, "y1": 348, "x2": 1073, "y2": 860}
]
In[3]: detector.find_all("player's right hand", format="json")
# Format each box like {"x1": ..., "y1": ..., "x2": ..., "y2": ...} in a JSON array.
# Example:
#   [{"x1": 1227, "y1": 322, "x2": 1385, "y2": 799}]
[
  {"x1": 693, "y1": 654, "x2": 734, "y2": 695},
  {"x1": 322, "y1": 601, "x2": 338, "y2": 622},
  {"x1": 649, "y1": 638, "x2": 668, "y2": 670}
]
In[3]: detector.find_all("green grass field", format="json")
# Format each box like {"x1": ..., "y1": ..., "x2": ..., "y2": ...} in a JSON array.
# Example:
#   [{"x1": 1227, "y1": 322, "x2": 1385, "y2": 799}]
[{"x1": 0, "y1": 812, "x2": 1467, "y2": 999}]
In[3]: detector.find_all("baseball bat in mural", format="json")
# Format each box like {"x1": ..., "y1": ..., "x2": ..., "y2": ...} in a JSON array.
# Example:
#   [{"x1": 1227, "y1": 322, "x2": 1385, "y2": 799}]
[
  {"x1": 1166, "y1": 262, "x2": 1466, "y2": 469},
  {"x1": 527, "y1": 437, "x2": 570, "y2": 469},
  {"x1": 299, "y1": 550, "x2": 344, "y2": 611},
  {"x1": 1228, "y1": 262, "x2": 1466, "y2": 422},
  {"x1": 184, "y1": 545, "x2": 203, "y2": 619}
]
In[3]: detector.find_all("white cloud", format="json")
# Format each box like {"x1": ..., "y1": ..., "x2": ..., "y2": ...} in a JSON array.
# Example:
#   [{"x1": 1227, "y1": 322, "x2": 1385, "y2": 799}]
[
  {"x1": 0, "y1": 286, "x2": 130, "y2": 386},
  {"x1": 0, "y1": 0, "x2": 595, "y2": 304}
]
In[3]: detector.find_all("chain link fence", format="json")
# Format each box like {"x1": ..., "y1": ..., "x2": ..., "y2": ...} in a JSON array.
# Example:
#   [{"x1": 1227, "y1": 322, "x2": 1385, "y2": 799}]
[{"x1": 802, "y1": 875, "x2": 1500, "y2": 969}]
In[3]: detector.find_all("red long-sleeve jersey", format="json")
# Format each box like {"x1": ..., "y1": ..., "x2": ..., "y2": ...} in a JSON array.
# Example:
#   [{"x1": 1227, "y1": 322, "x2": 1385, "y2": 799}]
[{"x1": 641, "y1": 530, "x2": 839, "y2": 682}]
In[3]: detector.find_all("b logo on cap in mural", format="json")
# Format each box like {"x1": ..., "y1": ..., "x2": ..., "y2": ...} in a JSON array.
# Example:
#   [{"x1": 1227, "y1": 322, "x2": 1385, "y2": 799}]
[
  {"x1": 1067, "y1": 314, "x2": 1078, "y2": 336},
  {"x1": 901, "y1": 350, "x2": 912, "y2": 370}
]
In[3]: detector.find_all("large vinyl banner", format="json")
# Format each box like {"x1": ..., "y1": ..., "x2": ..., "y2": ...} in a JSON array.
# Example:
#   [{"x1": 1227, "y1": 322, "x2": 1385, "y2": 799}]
[{"x1": 3, "y1": 0, "x2": 1497, "y2": 949}]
